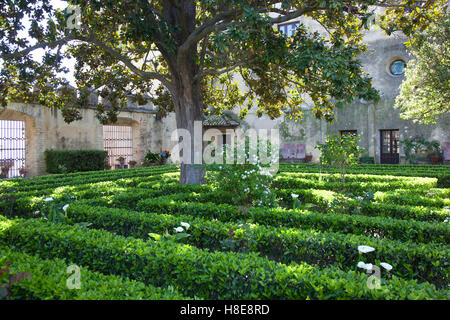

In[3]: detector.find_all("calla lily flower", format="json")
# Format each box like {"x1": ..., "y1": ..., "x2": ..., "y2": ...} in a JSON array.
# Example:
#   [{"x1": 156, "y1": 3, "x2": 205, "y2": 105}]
[
  {"x1": 180, "y1": 222, "x2": 190, "y2": 230},
  {"x1": 357, "y1": 262, "x2": 373, "y2": 270},
  {"x1": 358, "y1": 245, "x2": 375, "y2": 253},
  {"x1": 380, "y1": 262, "x2": 393, "y2": 271}
]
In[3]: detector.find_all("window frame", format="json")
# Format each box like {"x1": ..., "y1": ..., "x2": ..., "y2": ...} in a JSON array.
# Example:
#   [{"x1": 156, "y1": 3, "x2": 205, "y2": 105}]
[{"x1": 278, "y1": 22, "x2": 300, "y2": 37}]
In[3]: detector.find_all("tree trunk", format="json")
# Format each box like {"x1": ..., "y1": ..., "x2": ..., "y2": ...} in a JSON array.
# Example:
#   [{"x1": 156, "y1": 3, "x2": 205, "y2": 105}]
[
  {"x1": 162, "y1": 0, "x2": 203, "y2": 184},
  {"x1": 174, "y1": 79, "x2": 205, "y2": 185}
]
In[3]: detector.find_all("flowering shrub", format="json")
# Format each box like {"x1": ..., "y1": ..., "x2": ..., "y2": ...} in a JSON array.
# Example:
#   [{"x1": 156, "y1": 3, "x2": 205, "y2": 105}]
[
  {"x1": 356, "y1": 245, "x2": 393, "y2": 290},
  {"x1": 206, "y1": 139, "x2": 279, "y2": 208},
  {"x1": 206, "y1": 146, "x2": 278, "y2": 208},
  {"x1": 207, "y1": 163, "x2": 277, "y2": 208}
]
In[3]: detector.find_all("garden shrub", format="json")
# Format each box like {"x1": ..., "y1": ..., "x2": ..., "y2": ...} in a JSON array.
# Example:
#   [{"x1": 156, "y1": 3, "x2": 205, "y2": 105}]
[
  {"x1": 360, "y1": 156, "x2": 375, "y2": 164},
  {"x1": 134, "y1": 197, "x2": 449, "y2": 254},
  {"x1": 437, "y1": 175, "x2": 450, "y2": 188},
  {"x1": 0, "y1": 217, "x2": 447, "y2": 300},
  {"x1": 316, "y1": 134, "x2": 363, "y2": 183},
  {"x1": 45, "y1": 150, "x2": 108, "y2": 174},
  {"x1": 1, "y1": 247, "x2": 188, "y2": 300},
  {"x1": 65, "y1": 202, "x2": 450, "y2": 287}
]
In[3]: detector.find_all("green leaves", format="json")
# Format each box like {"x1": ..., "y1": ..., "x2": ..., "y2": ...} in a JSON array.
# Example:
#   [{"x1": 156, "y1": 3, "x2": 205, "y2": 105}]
[
  {"x1": 1, "y1": 0, "x2": 425, "y2": 125},
  {"x1": 395, "y1": 13, "x2": 450, "y2": 124},
  {"x1": 0, "y1": 247, "x2": 188, "y2": 300},
  {"x1": 316, "y1": 134, "x2": 363, "y2": 183},
  {"x1": 1, "y1": 216, "x2": 447, "y2": 299}
]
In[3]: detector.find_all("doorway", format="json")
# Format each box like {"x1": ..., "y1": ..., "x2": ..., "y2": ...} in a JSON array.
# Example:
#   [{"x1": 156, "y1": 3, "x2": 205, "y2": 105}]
[
  {"x1": 380, "y1": 129, "x2": 400, "y2": 164},
  {"x1": 103, "y1": 125, "x2": 134, "y2": 169},
  {"x1": 0, "y1": 120, "x2": 26, "y2": 178}
]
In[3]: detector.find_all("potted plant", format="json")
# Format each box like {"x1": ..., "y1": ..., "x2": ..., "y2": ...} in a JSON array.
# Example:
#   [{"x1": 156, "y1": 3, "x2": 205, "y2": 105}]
[
  {"x1": 19, "y1": 167, "x2": 27, "y2": 178},
  {"x1": 160, "y1": 150, "x2": 171, "y2": 164},
  {"x1": 144, "y1": 151, "x2": 161, "y2": 166},
  {"x1": 116, "y1": 157, "x2": 126, "y2": 169},
  {"x1": 428, "y1": 141, "x2": 442, "y2": 164},
  {"x1": 0, "y1": 165, "x2": 11, "y2": 179},
  {"x1": 128, "y1": 160, "x2": 137, "y2": 168},
  {"x1": 305, "y1": 154, "x2": 313, "y2": 163}
]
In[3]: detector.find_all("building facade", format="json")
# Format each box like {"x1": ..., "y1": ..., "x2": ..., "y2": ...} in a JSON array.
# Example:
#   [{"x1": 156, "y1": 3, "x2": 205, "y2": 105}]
[{"x1": 1, "y1": 21, "x2": 449, "y2": 177}]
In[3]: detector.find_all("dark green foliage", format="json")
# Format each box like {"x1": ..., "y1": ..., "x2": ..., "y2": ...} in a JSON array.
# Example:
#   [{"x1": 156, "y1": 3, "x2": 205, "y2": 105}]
[
  {"x1": 0, "y1": 164, "x2": 449, "y2": 300},
  {"x1": 44, "y1": 150, "x2": 108, "y2": 174},
  {"x1": 0, "y1": 217, "x2": 447, "y2": 300},
  {"x1": 360, "y1": 156, "x2": 375, "y2": 164},
  {"x1": 1, "y1": 247, "x2": 188, "y2": 300},
  {"x1": 132, "y1": 194, "x2": 449, "y2": 245},
  {"x1": 144, "y1": 151, "x2": 162, "y2": 165},
  {"x1": 437, "y1": 175, "x2": 450, "y2": 188},
  {"x1": 63, "y1": 201, "x2": 450, "y2": 287}
]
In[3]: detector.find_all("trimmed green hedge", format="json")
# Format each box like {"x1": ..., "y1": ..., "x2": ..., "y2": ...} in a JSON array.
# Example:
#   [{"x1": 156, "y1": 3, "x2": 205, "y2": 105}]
[
  {"x1": 130, "y1": 195, "x2": 450, "y2": 245},
  {"x1": 277, "y1": 189, "x2": 449, "y2": 222},
  {"x1": 273, "y1": 176, "x2": 437, "y2": 193},
  {"x1": 0, "y1": 217, "x2": 447, "y2": 300},
  {"x1": 66, "y1": 202, "x2": 450, "y2": 288},
  {"x1": 279, "y1": 163, "x2": 450, "y2": 178},
  {"x1": 437, "y1": 175, "x2": 450, "y2": 188},
  {"x1": 45, "y1": 150, "x2": 109, "y2": 174},
  {"x1": 1, "y1": 246, "x2": 189, "y2": 300}
]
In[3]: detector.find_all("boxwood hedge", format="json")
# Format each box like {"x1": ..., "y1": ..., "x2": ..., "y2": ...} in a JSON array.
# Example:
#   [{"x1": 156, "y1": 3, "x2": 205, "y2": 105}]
[{"x1": 0, "y1": 217, "x2": 447, "y2": 300}]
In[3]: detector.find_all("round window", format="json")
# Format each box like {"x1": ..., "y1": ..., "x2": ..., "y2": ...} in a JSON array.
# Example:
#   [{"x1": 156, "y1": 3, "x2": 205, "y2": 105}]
[{"x1": 389, "y1": 60, "x2": 406, "y2": 75}]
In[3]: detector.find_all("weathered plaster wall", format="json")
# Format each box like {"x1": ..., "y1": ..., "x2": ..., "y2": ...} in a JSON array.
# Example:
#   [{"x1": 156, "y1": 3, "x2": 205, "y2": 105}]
[
  {"x1": 2, "y1": 25, "x2": 449, "y2": 175},
  {"x1": 1, "y1": 102, "x2": 161, "y2": 176},
  {"x1": 232, "y1": 31, "x2": 450, "y2": 163}
]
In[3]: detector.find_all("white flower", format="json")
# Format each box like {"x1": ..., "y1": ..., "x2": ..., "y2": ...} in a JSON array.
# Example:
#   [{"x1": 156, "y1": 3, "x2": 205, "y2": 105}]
[
  {"x1": 380, "y1": 262, "x2": 393, "y2": 271},
  {"x1": 291, "y1": 194, "x2": 299, "y2": 199},
  {"x1": 43, "y1": 197, "x2": 54, "y2": 202},
  {"x1": 180, "y1": 222, "x2": 190, "y2": 230},
  {"x1": 63, "y1": 204, "x2": 69, "y2": 212},
  {"x1": 357, "y1": 262, "x2": 373, "y2": 270},
  {"x1": 357, "y1": 261, "x2": 366, "y2": 269},
  {"x1": 174, "y1": 227, "x2": 184, "y2": 233},
  {"x1": 358, "y1": 245, "x2": 375, "y2": 253}
]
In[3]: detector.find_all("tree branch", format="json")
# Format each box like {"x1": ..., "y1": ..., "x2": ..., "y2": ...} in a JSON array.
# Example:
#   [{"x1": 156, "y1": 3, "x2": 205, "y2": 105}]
[
  {"x1": 177, "y1": 4, "x2": 322, "y2": 68},
  {"x1": 0, "y1": 35, "x2": 77, "y2": 60},
  {"x1": 194, "y1": 57, "x2": 258, "y2": 81},
  {"x1": 1, "y1": 34, "x2": 175, "y2": 95}
]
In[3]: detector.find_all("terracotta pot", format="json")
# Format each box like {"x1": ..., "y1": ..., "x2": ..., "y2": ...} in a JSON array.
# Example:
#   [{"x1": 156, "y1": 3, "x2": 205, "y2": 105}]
[
  {"x1": 305, "y1": 155, "x2": 313, "y2": 162},
  {"x1": 429, "y1": 156, "x2": 440, "y2": 163}
]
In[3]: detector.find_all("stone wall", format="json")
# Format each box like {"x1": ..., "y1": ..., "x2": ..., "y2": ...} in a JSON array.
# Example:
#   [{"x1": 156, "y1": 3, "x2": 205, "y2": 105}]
[
  {"x1": 206, "y1": 27, "x2": 450, "y2": 164},
  {"x1": 1, "y1": 23, "x2": 449, "y2": 176},
  {"x1": 0, "y1": 102, "x2": 163, "y2": 176}
]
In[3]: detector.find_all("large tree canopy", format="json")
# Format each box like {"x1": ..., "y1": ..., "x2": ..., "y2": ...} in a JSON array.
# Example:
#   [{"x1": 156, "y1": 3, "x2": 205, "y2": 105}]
[
  {"x1": 395, "y1": 12, "x2": 450, "y2": 124},
  {"x1": 0, "y1": 0, "x2": 445, "y2": 183}
]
